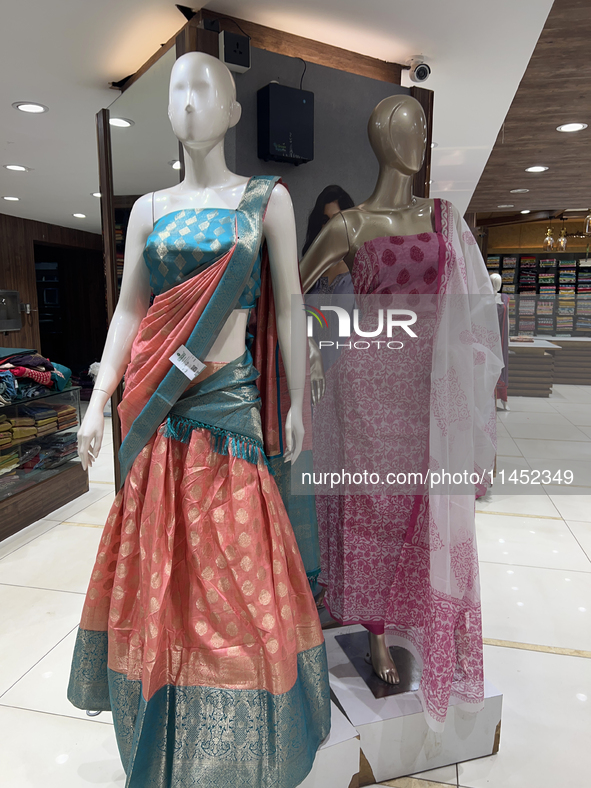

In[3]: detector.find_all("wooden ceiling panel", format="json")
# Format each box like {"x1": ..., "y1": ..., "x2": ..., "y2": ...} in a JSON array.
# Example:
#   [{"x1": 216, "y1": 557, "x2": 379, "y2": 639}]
[{"x1": 468, "y1": 0, "x2": 591, "y2": 214}]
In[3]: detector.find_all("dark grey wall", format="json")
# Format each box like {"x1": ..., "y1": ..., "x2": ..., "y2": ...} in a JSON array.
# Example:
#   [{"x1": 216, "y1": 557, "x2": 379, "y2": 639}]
[{"x1": 228, "y1": 48, "x2": 408, "y2": 253}]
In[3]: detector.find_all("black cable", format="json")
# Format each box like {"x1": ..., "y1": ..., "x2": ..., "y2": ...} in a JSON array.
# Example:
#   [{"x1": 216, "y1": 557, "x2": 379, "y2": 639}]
[
  {"x1": 226, "y1": 19, "x2": 251, "y2": 40},
  {"x1": 299, "y1": 58, "x2": 307, "y2": 90}
]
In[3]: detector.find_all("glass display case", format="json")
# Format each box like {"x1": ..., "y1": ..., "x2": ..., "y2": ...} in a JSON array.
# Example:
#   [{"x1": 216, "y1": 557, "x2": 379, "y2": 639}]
[{"x1": 0, "y1": 386, "x2": 88, "y2": 539}]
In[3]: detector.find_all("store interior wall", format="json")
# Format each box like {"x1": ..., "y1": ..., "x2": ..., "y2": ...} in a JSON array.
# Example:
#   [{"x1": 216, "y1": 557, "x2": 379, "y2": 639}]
[
  {"x1": 0, "y1": 213, "x2": 104, "y2": 360},
  {"x1": 228, "y1": 47, "x2": 409, "y2": 252},
  {"x1": 488, "y1": 218, "x2": 590, "y2": 252}
]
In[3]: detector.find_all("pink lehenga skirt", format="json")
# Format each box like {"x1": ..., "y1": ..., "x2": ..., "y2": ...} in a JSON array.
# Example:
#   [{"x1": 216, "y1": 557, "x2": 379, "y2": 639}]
[{"x1": 68, "y1": 252, "x2": 330, "y2": 787}]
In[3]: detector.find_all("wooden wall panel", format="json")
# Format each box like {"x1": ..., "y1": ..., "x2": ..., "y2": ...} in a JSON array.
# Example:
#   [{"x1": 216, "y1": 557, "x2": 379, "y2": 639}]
[
  {"x1": 0, "y1": 213, "x2": 101, "y2": 351},
  {"x1": 120, "y1": 9, "x2": 403, "y2": 91},
  {"x1": 488, "y1": 217, "x2": 590, "y2": 251},
  {"x1": 469, "y1": 0, "x2": 591, "y2": 213},
  {"x1": 201, "y1": 9, "x2": 402, "y2": 84}
]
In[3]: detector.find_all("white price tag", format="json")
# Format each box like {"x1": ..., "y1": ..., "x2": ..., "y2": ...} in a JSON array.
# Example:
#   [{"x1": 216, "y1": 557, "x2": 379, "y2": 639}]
[{"x1": 169, "y1": 344, "x2": 206, "y2": 381}]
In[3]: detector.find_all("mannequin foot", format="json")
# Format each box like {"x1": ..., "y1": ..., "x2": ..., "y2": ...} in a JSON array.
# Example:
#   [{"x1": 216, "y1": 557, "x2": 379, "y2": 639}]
[{"x1": 368, "y1": 632, "x2": 399, "y2": 684}]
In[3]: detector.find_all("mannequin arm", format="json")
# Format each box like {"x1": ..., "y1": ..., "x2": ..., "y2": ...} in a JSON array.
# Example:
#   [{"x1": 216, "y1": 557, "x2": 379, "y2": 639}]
[
  {"x1": 299, "y1": 213, "x2": 350, "y2": 293},
  {"x1": 77, "y1": 194, "x2": 153, "y2": 469},
  {"x1": 263, "y1": 184, "x2": 306, "y2": 463}
]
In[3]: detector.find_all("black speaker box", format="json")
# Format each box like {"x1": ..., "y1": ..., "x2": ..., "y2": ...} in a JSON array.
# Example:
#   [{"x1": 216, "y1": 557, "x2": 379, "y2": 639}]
[{"x1": 257, "y1": 83, "x2": 314, "y2": 165}]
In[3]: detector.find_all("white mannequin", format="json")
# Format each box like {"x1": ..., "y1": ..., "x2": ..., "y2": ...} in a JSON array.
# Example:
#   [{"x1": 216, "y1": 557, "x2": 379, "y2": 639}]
[
  {"x1": 490, "y1": 273, "x2": 509, "y2": 411},
  {"x1": 490, "y1": 272, "x2": 503, "y2": 305},
  {"x1": 78, "y1": 52, "x2": 306, "y2": 469}
]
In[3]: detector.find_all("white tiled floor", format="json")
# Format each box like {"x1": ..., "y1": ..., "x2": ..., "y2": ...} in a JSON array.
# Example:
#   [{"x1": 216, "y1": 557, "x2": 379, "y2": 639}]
[{"x1": 1, "y1": 391, "x2": 591, "y2": 788}]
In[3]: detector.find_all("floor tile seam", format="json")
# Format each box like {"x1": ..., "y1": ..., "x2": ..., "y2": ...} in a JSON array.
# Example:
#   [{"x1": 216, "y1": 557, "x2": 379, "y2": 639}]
[
  {"x1": 0, "y1": 701, "x2": 113, "y2": 726},
  {"x1": 380, "y1": 777, "x2": 457, "y2": 787},
  {"x1": 61, "y1": 521, "x2": 105, "y2": 529},
  {"x1": 483, "y1": 637, "x2": 591, "y2": 659},
  {"x1": 564, "y1": 522, "x2": 591, "y2": 564},
  {"x1": 0, "y1": 624, "x2": 79, "y2": 699},
  {"x1": 44, "y1": 488, "x2": 116, "y2": 522},
  {"x1": 0, "y1": 520, "x2": 62, "y2": 562},
  {"x1": 479, "y1": 559, "x2": 591, "y2": 574},
  {"x1": 479, "y1": 559, "x2": 591, "y2": 573},
  {"x1": 475, "y1": 510, "x2": 563, "y2": 520},
  {"x1": 0, "y1": 581, "x2": 86, "y2": 595}
]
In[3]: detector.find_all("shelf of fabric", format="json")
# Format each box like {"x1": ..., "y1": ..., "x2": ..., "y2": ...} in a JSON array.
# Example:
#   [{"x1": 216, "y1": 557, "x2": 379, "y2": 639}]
[
  {"x1": 0, "y1": 386, "x2": 87, "y2": 541},
  {"x1": 516, "y1": 294, "x2": 536, "y2": 335},
  {"x1": 486, "y1": 255, "x2": 501, "y2": 272},
  {"x1": 536, "y1": 294, "x2": 556, "y2": 333}
]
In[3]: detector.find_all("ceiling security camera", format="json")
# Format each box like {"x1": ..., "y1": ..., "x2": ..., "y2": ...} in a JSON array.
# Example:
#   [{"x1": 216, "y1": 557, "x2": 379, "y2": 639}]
[{"x1": 408, "y1": 57, "x2": 431, "y2": 83}]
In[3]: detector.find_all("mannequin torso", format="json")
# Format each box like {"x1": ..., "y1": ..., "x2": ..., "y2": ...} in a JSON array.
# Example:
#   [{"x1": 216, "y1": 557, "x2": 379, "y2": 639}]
[{"x1": 79, "y1": 54, "x2": 306, "y2": 467}]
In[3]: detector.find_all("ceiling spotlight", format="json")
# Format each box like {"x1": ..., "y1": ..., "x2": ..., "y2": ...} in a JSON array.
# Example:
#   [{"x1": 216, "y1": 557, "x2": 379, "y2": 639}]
[
  {"x1": 3, "y1": 196, "x2": 19, "y2": 201},
  {"x1": 109, "y1": 117, "x2": 134, "y2": 128},
  {"x1": 498, "y1": 204, "x2": 514, "y2": 208},
  {"x1": 4, "y1": 164, "x2": 29, "y2": 172},
  {"x1": 431, "y1": 142, "x2": 438, "y2": 148},
  {"x1": 92, "y1": 192, "x2": 101, "y2": 198},
  {"x1": 556, "y1": 122, "x2": 588, "y2": 133},
  {"x1": 171, "y1": 160, "x2": 182, "y2": 170},
  {"x1": 564, "y1": 208, "x2": 589, "y2": 212},
  {"x1": 521, "y1": 210, "x2": 531, "y2": 214},
  {"x1": 525, "y1": 165, "x2": 548, "y2": 173},
  {"x1": 72, "y1": 213, "x2": 86, "y2": 218},
  {"x1": 510, "y1": 188, "x2": 529, "y2": 194},
  {"x1": 12, "y1": 101, "x2": 48, "y2": 113}
]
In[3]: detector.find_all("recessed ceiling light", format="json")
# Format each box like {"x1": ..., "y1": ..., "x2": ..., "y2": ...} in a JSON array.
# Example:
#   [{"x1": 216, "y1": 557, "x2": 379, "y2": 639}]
[
  {"x1": 3, "y1": 196, "x2": 19, "y2": 201},
  {"x1": 109, "y1": 117, "x2": 134, "y2": 128},
  {"x1": 431, "y1": 142, "x2": 438, "y2": 148},
  {"x1": 564, "y1": 208, "x2": 589, "y2": 212},
  {"x1": 72, "y1": 213, "x2": 86, "y2": 218},
  {"x1": 12, "y1": 101, "x2": 48, "y2": 113},
  {"x1": 498, "y1": 204, "x2": 514, "y2": 208},
  {"x1": 4, "y1": 164, "x2": 30, "y2": 172},
  {"x1": 510, "y1": 188, "x2": 529, "y2": 194},
  {"x1": 171, "y1": 160, "x2": 182, "y2": 170},
  {"x1": 556, "y1": 122, "x2": 588, "y2": 133},
  {"x1": 525, "y1": 165, "x2": 548, "y2": 173},
  {"x1": 92, "y1": 192, "x2": 101, "y2": 198},
  {"x1": 521, "y1": 210, "x2": 531, "y2": 214}
]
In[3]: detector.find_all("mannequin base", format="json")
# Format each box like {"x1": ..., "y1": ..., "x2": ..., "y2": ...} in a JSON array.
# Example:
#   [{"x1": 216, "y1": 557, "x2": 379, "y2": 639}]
[
  {"x1": 336, "y1": 631, "x2": 419, "y2": 699},
  {"x1": 326, "y1": 625, "x2": 503, "y2": 785}
]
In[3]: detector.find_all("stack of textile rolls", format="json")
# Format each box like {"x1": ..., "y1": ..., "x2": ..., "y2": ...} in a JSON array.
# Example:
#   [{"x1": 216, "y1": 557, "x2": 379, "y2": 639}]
[
  {"x1": 7, "y1": 415, "x2": 37, "y2": 447},
  {"x1": 0, "y1": 414, "x2": 11, "y2": 449},
  {"x1": 22, "y1": 404, "x2": 59, "y2": 437},
  {"x1": 54, "y1": 404, "x2": 77, "y2": 431}
]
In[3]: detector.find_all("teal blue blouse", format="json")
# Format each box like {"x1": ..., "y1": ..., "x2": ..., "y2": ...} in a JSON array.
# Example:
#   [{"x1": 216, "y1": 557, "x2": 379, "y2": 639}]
[{"x1": 144, "y1": 208, "x2": 262, "y2": 309}]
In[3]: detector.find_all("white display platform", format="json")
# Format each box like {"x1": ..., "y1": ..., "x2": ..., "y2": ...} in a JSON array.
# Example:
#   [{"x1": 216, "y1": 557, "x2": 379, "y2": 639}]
[
  {"x1": 300, "y1": 700, "x2": 360, "y2": 788},
  {"x1": 325, "y1": 625, "x2": 502, "y2": 785}
]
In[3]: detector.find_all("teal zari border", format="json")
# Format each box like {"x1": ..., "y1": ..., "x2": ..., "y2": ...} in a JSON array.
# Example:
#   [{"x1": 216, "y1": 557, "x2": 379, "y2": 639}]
[{"x1": 68, "y1": 629, "x2": 330, "y2": 788}]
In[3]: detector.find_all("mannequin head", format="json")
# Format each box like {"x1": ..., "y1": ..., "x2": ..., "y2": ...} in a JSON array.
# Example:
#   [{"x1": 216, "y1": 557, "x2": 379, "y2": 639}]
[
  {"x1": 368, "y1": 95, "x2": 427, "y2": 175},
  {"x1": 490, "y1": 273, "x2": 502, "y2": 293},
  {"x1": 168, "y1": 52, "x2": 241, "y2": 149}
]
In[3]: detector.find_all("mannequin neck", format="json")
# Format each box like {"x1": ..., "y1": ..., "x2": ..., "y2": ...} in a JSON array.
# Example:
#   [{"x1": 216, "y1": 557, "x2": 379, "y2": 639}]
[
  {"x1": 180, "y1": 139, "x2": 234, "y2": 192},
  {"x1": 362, "y1": 165, "x2": 415, "y2": 211}
]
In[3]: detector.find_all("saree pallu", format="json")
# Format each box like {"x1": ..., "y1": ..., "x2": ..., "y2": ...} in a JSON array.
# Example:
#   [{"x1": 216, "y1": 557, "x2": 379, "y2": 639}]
[{"x1": 68, "y1": 176, "x2": 330, "y2": 787}]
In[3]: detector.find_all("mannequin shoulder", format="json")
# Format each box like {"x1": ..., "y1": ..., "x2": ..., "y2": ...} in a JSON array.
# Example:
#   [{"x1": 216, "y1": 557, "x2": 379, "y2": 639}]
[
  {"x1": 127, "y1": 192, "x2": 155, "y2": 239},
  {"x1": 264, "y1": 182, "x2": 293, "y2": 225}
]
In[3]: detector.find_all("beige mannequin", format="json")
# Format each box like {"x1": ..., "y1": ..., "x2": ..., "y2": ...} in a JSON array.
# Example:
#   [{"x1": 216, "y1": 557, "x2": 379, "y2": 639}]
[{"x1": 300, "y1": 95, "x2": 433, "y2": 685}]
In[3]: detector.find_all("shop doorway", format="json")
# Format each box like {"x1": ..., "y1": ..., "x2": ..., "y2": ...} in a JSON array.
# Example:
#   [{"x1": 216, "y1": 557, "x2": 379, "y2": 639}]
[{"x1": 34, "y1": 242, "x2": 107, "y2": 374}]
